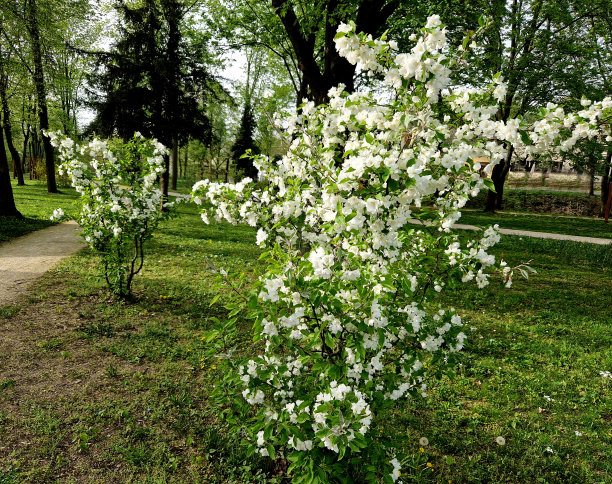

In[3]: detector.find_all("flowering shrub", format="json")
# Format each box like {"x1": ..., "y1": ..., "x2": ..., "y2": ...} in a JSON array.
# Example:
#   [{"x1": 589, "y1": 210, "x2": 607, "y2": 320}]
[
  {"x1": 193, "y1": 16, "x2": 611, "y2": 483},
  {"x1": 48, "y1": 132, "x2": 169, "y2": 298}
]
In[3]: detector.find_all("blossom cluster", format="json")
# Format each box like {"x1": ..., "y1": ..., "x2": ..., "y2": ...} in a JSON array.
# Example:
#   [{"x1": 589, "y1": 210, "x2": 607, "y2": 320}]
[
  {"x1": 48, "y1": 131, "x2": 169, "y2": 297},
  {"x1": 194, "y1": 16, "x2": 610, "y2": 483}
]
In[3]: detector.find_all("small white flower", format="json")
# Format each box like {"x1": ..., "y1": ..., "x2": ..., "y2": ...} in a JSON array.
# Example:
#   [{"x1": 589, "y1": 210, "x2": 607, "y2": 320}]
[
  {"x1": 495, "y1": 436, "x2": 505, "y2": 446},
  {"x1": 545, "y1": 446, "x2": 554, "y2": 454},
  {"x1": 419, "y1": 437, "x2": 429, "y2": 446},
  {"x1": 574, "y1": 431, "x2": 583, "y2": 437},
  {"x1": 50, "y1": 208, "x2": 65, "y2": 220},
  {"x1": 543, "y1": 395, "x2": 555, "y2": 402}
]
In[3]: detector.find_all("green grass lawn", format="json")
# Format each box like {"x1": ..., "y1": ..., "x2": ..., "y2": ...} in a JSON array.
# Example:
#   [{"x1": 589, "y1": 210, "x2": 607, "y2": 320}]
[
  {"x1": 0, "y1": 182, "x2": 610, "y2": 482},
  {"x1": 0, "y1": 179, "x2": 79, "y2": 243},
  {"x1": 459, "y1": 210, "x2": 612, "y2": 239}
]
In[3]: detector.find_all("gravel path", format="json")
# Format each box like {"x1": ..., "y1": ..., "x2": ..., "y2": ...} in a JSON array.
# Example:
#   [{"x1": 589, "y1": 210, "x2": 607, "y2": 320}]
[
  {"x1": 407, "y1": 219, "x2": 612, "y2": 245},
  {"x1": 453, "y1": 223, "x2": 612, "y2": 245},
  {"x1": 0, "y1": 221, "x2": 83, "y2": 305}
]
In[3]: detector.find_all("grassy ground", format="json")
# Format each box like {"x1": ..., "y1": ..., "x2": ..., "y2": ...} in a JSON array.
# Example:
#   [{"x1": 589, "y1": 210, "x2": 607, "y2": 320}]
[
  {"x1": 0, "y1": 180, "x2": 79, "y2": 243},
  {"x1": 1, "y1": 182, "x2": 611, "y2": 482},
  {"x1": 459, "y1": 210, "x2": 612, "y2": 239},
  {"x1": 465, "y1": 188, "x2": 604, "y2": 217}
]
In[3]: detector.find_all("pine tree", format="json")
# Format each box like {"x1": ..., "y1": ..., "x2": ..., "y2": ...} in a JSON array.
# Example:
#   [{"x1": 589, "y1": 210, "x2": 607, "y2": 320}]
[{"x1": 231, "y1": 103, "x2": 259, "y2": 180}]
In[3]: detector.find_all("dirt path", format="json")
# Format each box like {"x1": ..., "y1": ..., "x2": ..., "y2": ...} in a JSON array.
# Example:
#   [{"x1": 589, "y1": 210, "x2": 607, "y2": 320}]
[{"x1": 0, "y1": 221, "x2": 83, "y2": 305}]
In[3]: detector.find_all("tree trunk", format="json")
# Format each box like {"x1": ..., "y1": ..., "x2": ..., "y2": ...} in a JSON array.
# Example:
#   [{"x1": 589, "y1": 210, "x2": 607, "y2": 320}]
[
  {"x1": 485, "y1": 145, "x2": 514, "y2": 212},
  {"x1": 160, "y1": 153, "x2": 170, "y2": 211},
  {"x1": 589, "y1": 167, "x2": 595, "y2": 196},
  {"x1": 0, "y1": 84, "x2": 25, "y2": 186},
  {"x1": 272, "y1": 0, "x2": 398, "y2": 105},
  {"x1": 600, "y1": 151, "x2": 612, "y2": 216},
  {"x1": 21, "y1": 127, "x2": 30, "y2": 178},
  {"x1": 27, "y1": 0, "x2": 57, "y2": 193},
  {"x1": 170, "y1": 137, "x2": 178, "y2": 190},
  {"x1": 0, "y1": 117, "x2": 23, "y2": 218},
  {"x1": 182, "y1": 141, "x2": 188, "y2": 179}
]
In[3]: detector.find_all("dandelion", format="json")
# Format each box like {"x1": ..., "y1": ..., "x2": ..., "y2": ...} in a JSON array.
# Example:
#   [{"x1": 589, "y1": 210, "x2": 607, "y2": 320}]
[
  {"x1": 419, "y1": 437, "x2": 429, "y2": 446},
  {"x1": 419, "y1": 447, "x2": 425, "y2": 452},
  {"x1": 427, "y1": 462, "x2": 433, "y2": 468},
  {"x1": 495, "y1": 436, "x2": 506, "y2": 446}
]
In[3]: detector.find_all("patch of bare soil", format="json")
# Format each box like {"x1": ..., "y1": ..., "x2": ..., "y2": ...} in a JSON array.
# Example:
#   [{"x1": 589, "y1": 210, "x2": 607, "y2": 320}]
[
  {"x1": 0, "y1": 291, "x2": 134, "y2": 481},
  {"x1": 0, "y1": 260, "x2": 219, "y2": 484},
  {"x1": 0, "y1": 275, "x2": 164, "y2": 482}
]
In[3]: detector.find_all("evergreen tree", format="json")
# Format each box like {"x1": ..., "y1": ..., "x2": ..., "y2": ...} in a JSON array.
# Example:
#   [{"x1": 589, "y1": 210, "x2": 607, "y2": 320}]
[
  {"x1": 231, "y1": 103, "x2": 259, "y2": 180},
  {"x1": 86, "y1": 0, "x2": 213, "y2": 147}
]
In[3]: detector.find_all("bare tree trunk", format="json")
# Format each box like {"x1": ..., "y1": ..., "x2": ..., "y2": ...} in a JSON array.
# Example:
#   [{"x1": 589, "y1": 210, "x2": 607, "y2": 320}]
[
  {"x1": 170, "y1": 137, "x2": 178, "y2": 190},
  {"x1": 271, "y1": 0, "x2": 398, "y2": 105},
  {"x1": 27, "y1": 0, "x2": 57, "y2": 193},
  {"x1": 600, "y1": 150, "x2": 612, "y2": 216},
  {"x1": 589, "y1": 167, "x2": 595, "y2": 196},
  {"x1": 21, "y1": 127, "x2": 30, "y2": 178},
  {"x1": 182, "y1": 142, "x2": 188, "y2": 179},
  {"x1": 0, "y1": 117, "x2": 23, "y2": 218},
  {"x1": 160, "y1": 153, "x2": 170, "y2": 211},
  {"x1": 0, "y1": 80, "x2": 25, "y2": 186},
  {"x1": 485, "y1": 145, "x2": 514, "y2": 212}
]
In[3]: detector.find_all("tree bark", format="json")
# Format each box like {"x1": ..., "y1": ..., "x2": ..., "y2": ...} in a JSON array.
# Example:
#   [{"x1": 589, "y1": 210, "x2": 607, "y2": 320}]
[
  {"x1": 272, "y1": 0, "x2": 398, "y2": 105},
  {"x1": 26, "y1": 0, "x2": 57, "y2": 193},
  {"x1": 21, "y1": 126, "x2": 30, "y2": 178},
  {"x1": 600, "y1": 150, "x2": 612, "y2": 216},
  {"x1": 0, "y1": 76, "x2": 25, "y2": 186},
  {"x1": 182, "y1": 141, "x2": 188, "y2": 179},
  {"x1": 160, "y1": 153, "x2": 170, "y2": 211},
  {"x1": 170, "y1": 137, "x2": 178, "y2": 190},
  {"x1": 0, "y1": 114, "x2": 23, "y2": 218},
  {"x1": 485, "y1": 145, "x2": 514, "y2": 212}
]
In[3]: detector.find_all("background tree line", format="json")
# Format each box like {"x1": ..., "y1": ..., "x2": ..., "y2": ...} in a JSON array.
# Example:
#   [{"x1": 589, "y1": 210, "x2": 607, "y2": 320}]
[{"x1": 1, "y1": 0, "x2": 611, "y2": 219}]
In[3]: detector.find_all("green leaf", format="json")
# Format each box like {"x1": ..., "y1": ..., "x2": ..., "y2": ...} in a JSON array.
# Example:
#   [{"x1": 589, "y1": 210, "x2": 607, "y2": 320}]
[
  {"x1": 520, "y1": 130, "x2": 531, "y2": 145},
  {"x1": 267, "y1": 444, "x2": 276, "y2": 460}
]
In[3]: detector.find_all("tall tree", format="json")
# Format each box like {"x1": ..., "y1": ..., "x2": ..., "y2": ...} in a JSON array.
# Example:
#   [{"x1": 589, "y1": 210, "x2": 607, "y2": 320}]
[
  {"x1": 87, "y1": 0, "x2": 216, "y2": 199},
  {"x1": 0, "y1": 111, "x2": 23, "y2": 218},
  {"x1": 210, "y1": 0, "x2": 401, "y2": 105},
  {"x1": 0, "y1": 29, "x2": 25, "y2": 186},
  {"x1": 231, "y1": 103, "x2": 259, "y2": 179},
  {"x1": 25, "y1": 0, "x2": 58, "y2": 193},
  {"x1": 446, "y1": 0, "x2": 612, "y2": 211}
]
